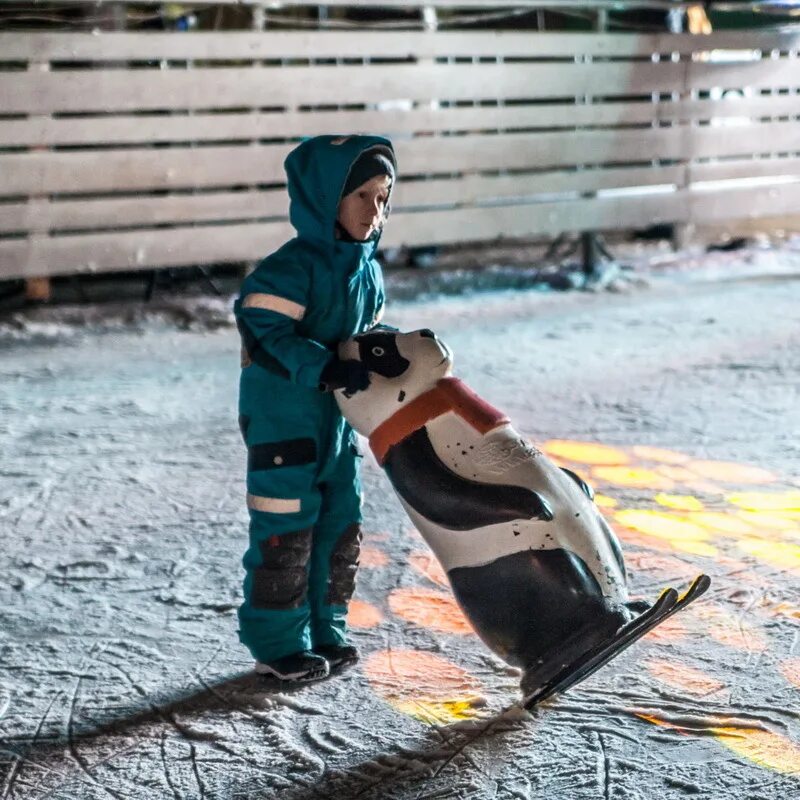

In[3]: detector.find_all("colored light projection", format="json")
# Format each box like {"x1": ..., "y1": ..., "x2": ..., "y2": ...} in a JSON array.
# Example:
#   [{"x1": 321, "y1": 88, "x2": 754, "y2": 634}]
[{"x1": 349, "y1": 438, "x2": 800, "y2": 776}]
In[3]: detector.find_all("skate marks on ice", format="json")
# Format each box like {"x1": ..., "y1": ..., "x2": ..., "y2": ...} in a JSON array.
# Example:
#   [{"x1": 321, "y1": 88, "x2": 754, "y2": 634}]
[{"x1": 328, "y1": 439, "x2": 800, "y2": 798}]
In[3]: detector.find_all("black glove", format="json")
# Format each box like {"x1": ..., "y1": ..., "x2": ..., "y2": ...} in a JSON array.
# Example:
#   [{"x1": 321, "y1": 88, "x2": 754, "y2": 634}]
[{"x1": 319, "y1": 357, "x2": 371, "y2": 395}]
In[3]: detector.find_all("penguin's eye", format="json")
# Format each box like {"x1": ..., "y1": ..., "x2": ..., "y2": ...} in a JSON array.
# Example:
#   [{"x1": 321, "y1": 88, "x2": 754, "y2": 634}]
[{"x1": 371, "y1": 346, "x2": 385, "y2": 357}]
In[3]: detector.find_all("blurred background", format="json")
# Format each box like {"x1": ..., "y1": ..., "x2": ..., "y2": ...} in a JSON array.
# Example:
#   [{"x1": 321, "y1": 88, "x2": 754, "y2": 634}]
[{"x1": 2, "y1": 0, "x2": 800, "y2": 304}]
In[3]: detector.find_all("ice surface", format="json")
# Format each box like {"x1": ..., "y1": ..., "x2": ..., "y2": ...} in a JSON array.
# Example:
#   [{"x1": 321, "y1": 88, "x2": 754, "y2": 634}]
[{"x1": 1, "y1": 245, "x2": 799, "y2": 798}]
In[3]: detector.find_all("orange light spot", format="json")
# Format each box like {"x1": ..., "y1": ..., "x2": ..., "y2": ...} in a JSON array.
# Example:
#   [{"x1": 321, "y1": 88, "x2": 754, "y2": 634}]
[
  {"x1": 645, "y1": 659, "x2": 725, "y2": 695},
  {"x1": 759, "y1": 601, "x2": 800, "y2": 622},
  {"x1": 347, "y1": 599, "x2": 383, "y2": 628},
  {"x1": 688, "y1": 460, "x2": 777, "y2": 485},
  {"x1": 594, "y1": 493, "x2": 618, "y2": 509},
  {"x1": 542, "y1": 439, "x2": 629, "y2": 466},
  {"x1": 592, "y1": 466, "x2": 675, "y2": 490},
  {"x1": 655, "y1": 493, "x2": 705, "y2": 512},
  {"x1": 408, "y1": 551, "x2": 449, "y2": 588},
  {"x1": 389, "y1": 587, "x2": 473, "y2": 635},
  {"x1": 363, "y1": 650, "x2": 484, "y2": 724},
  {"x1": 632, "y1": 445, "x2": 690, "y2": 465},
  {"x1": 655, "y1": 465, "x2": 703, "y2": 484},
  {"x1": 779, "y1": 658, "x2": 800, "y2": 689},
  {"x1": 694, "y1": 604, "x2": 769, "y2": 652},
  {"x1": 625, "y1": 552, "x2": 699, "y2": 579},
  {"x1": 404, "y1": 526, "x2": 427, "y2": 544},
  {"x1": 643, "y1": 615, "x2": 688, "y2": 643},
  {"x1": 359, "y1": 547, "x2": 389, "y2": 568}
]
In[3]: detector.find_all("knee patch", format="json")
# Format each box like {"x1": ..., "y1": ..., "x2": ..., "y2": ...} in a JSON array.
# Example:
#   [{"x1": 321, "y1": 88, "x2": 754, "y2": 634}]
[
  {"x1": 326, "y1": 523, "x2": 362, "y2": 606},
  {"x1": 251, "y1": 528, "x2": 312, "y2": 610}
]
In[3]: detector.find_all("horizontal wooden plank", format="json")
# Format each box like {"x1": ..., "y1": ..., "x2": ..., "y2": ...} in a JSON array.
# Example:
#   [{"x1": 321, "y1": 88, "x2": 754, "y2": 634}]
[
  {"x1": 4, "y1": 123, "x2": 799, "y2": 196},
  {"x1": 0, "y1": 165, "x2": 690, "y2": 234},
  {"x1": 5, "y1": 58, "x2": 799, "y2": 116},
  {"x1": 6, "y1": 159, "x2": 800, "y2": 236},
  {"x1": 3, "y1": 30, "x2": 800, "y2": 62},
  {"x1": 0, "y1": 62, "x2": 689, "y2": 114},
  {"x1": 4, "y1": 180, "x2": 800, "y2": 280},
  {"x1": 3, "y1": 95, "x2": 798, "y2": 148},
  {"x1": 689, "y1": 156, "x2": 800, "y2": 184}
]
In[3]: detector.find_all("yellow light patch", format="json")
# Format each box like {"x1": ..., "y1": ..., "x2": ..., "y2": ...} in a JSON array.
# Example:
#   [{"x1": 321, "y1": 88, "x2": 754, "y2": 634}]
[
  {"x1": 712, "y1": 727, "x2": 800, "y2": 774},
  {"x1": 635, "y1": 712, "x2": 800, "y2": 775},
  {"x1": 594, "y1": 493, "x2": 618, "y2": 508},
  {"x1": 688, "y1": 460, "x2": 777, "y2": 485},
  {"x1": 389, "y1": 587, "x2": 474, "y2": 635},
  {"x1": 364, "y1": 650, "x2": 484, "y2": 725},
  {"x1": 645, "y1": 659, "x2": 725, "y2": 696},
  {"x1": 615, "y1": 510, "x2": 710, "y2": 542},
  {"x1": 686, "y1": 511, "x2": 754, "y2": 536},
  {"x1": 736, "y1": 538, "x2": 800, "y2": 572},
  {"x1": 615, "y1": 510, "x2": 718, "y2": 557},
  {"x1": 394, "y1": 698, "x2": 483, "y2": 725},
  {"x1": 655, "y1": 494, "x2": 705, "y2": 512},
  {"x1": 593, "y1": 466, "x2": 675, "y2": 490},
  {"x1": 631, "y1": 445, "x2": 690, "y2": 464},
  {"x1": 735, "y1": 510, "x2": 796, "y2": 531},
  {"x1": 542, "y1": 439, "x2": 629, "y2": 466},
  {"x1": 726, "y1": 490, "x2": 800, "y2": 512}
]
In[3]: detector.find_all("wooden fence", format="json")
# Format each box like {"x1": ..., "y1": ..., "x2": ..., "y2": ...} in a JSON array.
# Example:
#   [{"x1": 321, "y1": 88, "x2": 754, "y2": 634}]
[{"x1": 1, "y1": 29, "x2": 799, "y2": 280}]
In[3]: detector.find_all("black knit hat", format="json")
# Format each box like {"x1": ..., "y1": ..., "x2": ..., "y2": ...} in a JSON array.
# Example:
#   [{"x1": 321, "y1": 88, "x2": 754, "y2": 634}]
[{"x1": 341, "y1": 145, "x2": 396, "y2": 199}]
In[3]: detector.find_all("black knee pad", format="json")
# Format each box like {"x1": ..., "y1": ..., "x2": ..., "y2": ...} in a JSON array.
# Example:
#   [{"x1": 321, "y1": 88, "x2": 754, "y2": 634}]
[
  {"x1": 326, "y1": 523, "x2": 363, "y2": 606},
  {"x1": 251, "y1": 528, "x2": 312, "y2": 610}
]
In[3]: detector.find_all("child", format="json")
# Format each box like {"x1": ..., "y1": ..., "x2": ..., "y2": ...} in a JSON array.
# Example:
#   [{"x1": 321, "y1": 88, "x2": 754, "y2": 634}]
[{"x1": 234, "y1": 135, "x2": 396, "y2": 682}]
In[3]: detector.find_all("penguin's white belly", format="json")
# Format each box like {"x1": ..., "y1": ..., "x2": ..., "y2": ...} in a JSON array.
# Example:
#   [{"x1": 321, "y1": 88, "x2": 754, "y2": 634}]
[{"x1": 415, "y1": 413, "x2": 628, "y2": 602}]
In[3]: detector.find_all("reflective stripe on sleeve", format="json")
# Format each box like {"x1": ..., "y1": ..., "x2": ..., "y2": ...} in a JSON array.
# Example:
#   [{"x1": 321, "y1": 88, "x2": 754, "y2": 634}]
[
  {"x1": 247, "y1": 493, "x2": 301, "y2": 514},
  {"x1": 242, "y1": 293, "x2": 305, "y2": 320}
]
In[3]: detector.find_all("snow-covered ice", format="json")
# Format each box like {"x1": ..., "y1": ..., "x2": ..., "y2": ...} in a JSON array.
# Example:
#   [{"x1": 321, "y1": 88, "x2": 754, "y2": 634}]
[{"x1": 1, "y1": 245, "x2": 799, "y2": 799}]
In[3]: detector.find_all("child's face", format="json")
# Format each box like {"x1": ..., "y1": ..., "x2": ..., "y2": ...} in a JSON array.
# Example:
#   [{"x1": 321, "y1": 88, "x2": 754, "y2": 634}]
[{"x1": 337, "y1": 174, "x2": 392, "y2": 241}]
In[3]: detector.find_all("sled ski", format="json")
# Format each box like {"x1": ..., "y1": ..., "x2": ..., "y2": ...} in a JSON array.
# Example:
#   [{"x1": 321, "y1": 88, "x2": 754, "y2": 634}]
[{"x1": 523, "y1": 573, "x2": 711, "y2": 709}]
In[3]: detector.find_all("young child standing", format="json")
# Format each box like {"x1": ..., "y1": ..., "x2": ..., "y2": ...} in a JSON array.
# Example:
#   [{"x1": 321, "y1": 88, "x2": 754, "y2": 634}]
[{"x1": 235, "y1": 135, "x2": 396, "y2": 682}]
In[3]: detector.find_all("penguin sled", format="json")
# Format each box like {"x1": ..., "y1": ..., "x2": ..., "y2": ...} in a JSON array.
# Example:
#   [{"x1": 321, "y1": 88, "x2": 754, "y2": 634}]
[{"x1": 334, "y1": 327, "x2": 710, "y2": 706}]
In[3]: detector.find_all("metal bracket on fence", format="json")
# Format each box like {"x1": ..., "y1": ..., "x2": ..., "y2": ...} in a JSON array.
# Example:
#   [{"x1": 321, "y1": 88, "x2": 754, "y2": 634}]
[
  {"x1": 144, "y1": 266, "x2": 224, "y2": 302},
  {"x1": 540, "y1": 231, "x2": 623, "y2": 291}
]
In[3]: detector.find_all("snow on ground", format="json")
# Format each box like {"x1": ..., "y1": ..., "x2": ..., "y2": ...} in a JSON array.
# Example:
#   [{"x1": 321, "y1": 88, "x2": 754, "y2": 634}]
[{"x1": 1, "y1": 245, "x2": 799, "y2": 799}]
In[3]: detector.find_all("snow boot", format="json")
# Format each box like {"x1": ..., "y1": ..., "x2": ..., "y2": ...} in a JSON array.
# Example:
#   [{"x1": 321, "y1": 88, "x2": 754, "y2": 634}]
[
  {"x1": 313, "y1": 644, "x2": 359, "y2": 671},
  {"x1": 255, "y1": 650, "x2": 330, "y2": 682}
]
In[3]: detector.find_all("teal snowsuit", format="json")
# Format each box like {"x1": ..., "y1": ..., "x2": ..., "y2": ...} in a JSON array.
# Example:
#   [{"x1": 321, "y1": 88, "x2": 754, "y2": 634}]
[{"x1": 235, "y1": 135, "x2": 393, "y2": 663}]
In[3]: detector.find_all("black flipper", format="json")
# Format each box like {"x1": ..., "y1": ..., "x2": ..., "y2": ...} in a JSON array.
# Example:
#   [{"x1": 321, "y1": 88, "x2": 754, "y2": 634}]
[
  {"x1": 384, "y1": 428, "x2": 553, "y2": 529},
  {"x1": 560, "y1": 467, "x2": 594, "y2": 501},
  {"x1": 523, "y1": 573, "x2": 711, "y2": 708}
]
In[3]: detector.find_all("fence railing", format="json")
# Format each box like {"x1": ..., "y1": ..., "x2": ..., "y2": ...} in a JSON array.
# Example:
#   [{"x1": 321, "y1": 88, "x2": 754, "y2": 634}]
[{"x1": 1, "y1": 28, "x2": 799, "y2": 280}]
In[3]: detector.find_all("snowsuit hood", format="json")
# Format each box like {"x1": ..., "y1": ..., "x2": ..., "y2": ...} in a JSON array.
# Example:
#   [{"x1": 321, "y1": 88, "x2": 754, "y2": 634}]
[{"x1": 284, "y1": 134, "x2": 397, "y2": 254}]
